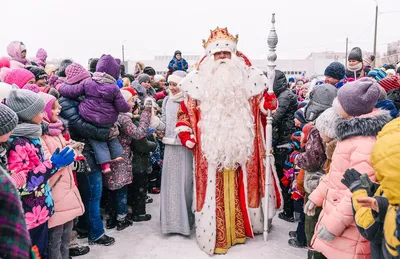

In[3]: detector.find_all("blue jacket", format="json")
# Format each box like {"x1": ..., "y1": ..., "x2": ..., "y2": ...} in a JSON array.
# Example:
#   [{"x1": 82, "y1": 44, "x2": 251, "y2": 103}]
[{"x1": 168, "y1": 57, "x2": 188, "y2": 72}]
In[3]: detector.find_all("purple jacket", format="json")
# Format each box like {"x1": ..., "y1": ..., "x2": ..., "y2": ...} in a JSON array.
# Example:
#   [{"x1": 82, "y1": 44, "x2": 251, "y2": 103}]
[{"x1": 59, "y1": 55, "x2": 130, "y2": 125}]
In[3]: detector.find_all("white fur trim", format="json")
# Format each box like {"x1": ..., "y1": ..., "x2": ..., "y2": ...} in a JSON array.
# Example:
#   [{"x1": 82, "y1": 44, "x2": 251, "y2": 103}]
[
  {"x1": 150, "y1": 115, "x2": 160, "y2": 128},
  {"x1": 174, "y1": 125, "x2": 193, "y2": 134},
  {"x1": 244, "y1": 67, "x2": 268, "y2": 98},
  {"x1": 186, "y1": 140, "x2": 195, "y2": 149},
  {"x1": 161, "y1": 137, "x2": 180, "y2": 146},
  {"x1": 205, "y1": 39, "x2": 237, "y2": 56},
  {"x1": 179, "y1": 70, "x2": 202, "y2": 100},
  {"x1": 195, "y1": 164, "x2": 217, "y2": 255},
  {"x1": 168, "y1": 74, "x2": 183, "y2": 84}
]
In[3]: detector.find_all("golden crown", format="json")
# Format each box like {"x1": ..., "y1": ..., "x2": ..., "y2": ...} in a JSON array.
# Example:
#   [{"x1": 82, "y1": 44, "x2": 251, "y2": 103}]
[{"x1": 202, "y1": 27, "x2": 239, "y2": 49}]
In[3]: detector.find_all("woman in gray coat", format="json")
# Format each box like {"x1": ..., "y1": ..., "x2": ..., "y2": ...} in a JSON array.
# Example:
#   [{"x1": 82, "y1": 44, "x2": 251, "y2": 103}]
[{"x1": 160, "y1": 71, "x2": 194, "y2": 235}]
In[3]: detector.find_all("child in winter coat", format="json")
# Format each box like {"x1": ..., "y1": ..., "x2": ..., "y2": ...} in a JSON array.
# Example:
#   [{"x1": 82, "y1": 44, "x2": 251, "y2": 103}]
[
  {"x1": 346, "y1": 47, "x2": 366, "y2": 80},
  {"x1": 104, "y1": 88, "x2": 151, "y2": 231},
  {"x1": 305, "y1": 78, "x2": 392, "y2": 259},
  {"x1": 168, "y1": 50, "x2": 188, "y2": 73},
  {"x1": 39, "y1": 93, "x2": 85, "y2": 259},
  {"x1": 6, "y1": 89, "x2": 75, "y2": 258},
  {"x1": 7, "y1": 41, "x2": 31, "y2": 69},
  {"x1": 59, "y1": 55, "x2": 132, "y2": 173},
  {"x1": 0, "y1": 103, "x2": 34, "y2": 259},
  {"x1": 340, "y1": 117, "x2": 400, "y2": 259}
]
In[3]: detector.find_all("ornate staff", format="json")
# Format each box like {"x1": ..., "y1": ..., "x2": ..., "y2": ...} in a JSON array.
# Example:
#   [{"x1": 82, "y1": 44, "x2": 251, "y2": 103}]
[{"x1": 264, "y1": 13, "x2": 278, "y2": 242}]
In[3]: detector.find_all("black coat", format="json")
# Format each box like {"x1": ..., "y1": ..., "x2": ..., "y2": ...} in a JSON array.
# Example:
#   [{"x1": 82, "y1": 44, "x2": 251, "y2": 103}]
[
  {"x1": 131, "y1": 122, "x2": 157, "y2": 174},
  {"x1": 59, "y1": 97, "x2": 110, "y2": 142},
  {"x1": 271, "y1": 70, "x2": 298, "y2": 145}
]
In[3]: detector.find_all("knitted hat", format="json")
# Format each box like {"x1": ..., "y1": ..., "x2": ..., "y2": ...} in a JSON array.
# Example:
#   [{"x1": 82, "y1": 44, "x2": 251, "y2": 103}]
[
  {"x1": 40, "y1": 92, "x2": 56, "y2": 122},
  {"x1": 337, "y1": 77, "x2": 380, "y2": 116},
  {"x1": 363, "y1": 55, "x2": 375, "y2": 67},
  {"x1": 0, "y1": 67, "x2": 11, "y2": 82},
  {"x1": 154, "y1": 75, "x2": 165, "y2": 83},
  {"x1": 7, "y1": 89, "x2": 45, "y2": 121},
  {"x1": 305, "y1": 84, "x2": 338, "y2": 122},
  {"x1": 0, "y1": 57, "x2": 10, "y2": 69},
  {"x1": 315, "y1": 107, "x2": 340, "y2": 139},
  {"x1": 295, "y1": 108, "x2": 307, "y2": 124},
  {"x1": 348, "y1": 47, "x2": 363, "y2": 62},
  {"x1": 386, "y1": 69, "x2": 396, "y2": 77},
  {"x1": 143, "y1": 67, "x2": 156, "y2": 76},
  {"x1": 368, "y1": 68, "x2": 387, "y2": 82},
  {"x1": 121, "y1": 89, "x2": 133, "y2": 101},
  {"x1": 168, "y1": 70, "x2": 187, "y2": 84},
  {"x1": 0, "y1": 103, "x2": 18, "y2": 136},
  {"x1": 26, "y1": 66, "x2": 48, "y2": 82},
  {"x1": 122, "y1": 87, "x2": 137, "y2": 97},
  {"x1": 22, "y1": 84, "x2": 40, "y2": 93},
  {"x1": 4, "y1": 68, "x2": 35, "y2": 88},
  {"x1": 57, "y1": 59, "x2": 73, "y2": 77},
  {"x1": 65, "y1": 63, "x2": 91, "y2": 84},
  {"x1": 139, "y1": 74, "x2": 151, "y2": 84},
  {"x1": 379, "y1": 75, "x2": 400, "y2": 93},
  {"x1": 0, "y1": 82, "x2": 13, "y2": 102},
  {"x1": 324, "y1": 62, "x2": 345, "y2": 80}
]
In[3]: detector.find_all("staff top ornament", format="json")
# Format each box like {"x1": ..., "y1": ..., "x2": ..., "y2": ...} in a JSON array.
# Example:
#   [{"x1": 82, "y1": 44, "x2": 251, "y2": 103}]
[{"x1": 202, "y1": 27, "x2": 239, "y2": 56}]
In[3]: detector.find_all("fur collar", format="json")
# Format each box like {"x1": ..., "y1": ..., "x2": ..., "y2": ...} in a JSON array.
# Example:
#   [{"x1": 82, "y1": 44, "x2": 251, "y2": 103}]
[{"x1": 336, "y1": 110, "x2": 392, "y2": 141}]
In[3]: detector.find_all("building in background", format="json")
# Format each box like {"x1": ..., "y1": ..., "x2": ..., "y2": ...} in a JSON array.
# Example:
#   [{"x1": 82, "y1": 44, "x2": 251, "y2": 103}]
[{"x1": 376, "y1": 40, "x2": 400, "y2": 66}]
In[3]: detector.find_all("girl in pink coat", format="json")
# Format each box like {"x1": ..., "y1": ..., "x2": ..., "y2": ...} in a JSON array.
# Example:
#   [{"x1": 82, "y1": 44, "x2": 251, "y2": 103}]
[
  {"x1": 305, "y1": 78, "x2": 392, "y2": 259},
  {"x1": 40, "y1": 93, "x2": 85, "y2": 259},
  {"x1": 7, "y1": 41, "x2": 31, "y2": 68}
]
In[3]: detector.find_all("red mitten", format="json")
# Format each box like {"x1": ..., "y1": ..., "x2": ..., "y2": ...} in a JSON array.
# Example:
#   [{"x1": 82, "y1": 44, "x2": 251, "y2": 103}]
[
  {"x1": 263, "y1": 92, "x2": 278, "y2": 110},
  {"x1": 178, "y1": 131, "x2": 196, "y2": 150}
]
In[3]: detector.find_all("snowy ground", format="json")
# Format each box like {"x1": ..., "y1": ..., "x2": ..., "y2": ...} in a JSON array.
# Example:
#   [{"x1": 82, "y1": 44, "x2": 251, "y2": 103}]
[{"x1": 79, "y1": 194, "x2": 307, "y2": 259}]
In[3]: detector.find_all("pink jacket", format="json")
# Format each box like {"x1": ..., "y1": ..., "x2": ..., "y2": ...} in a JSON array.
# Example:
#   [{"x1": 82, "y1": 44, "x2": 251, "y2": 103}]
[
  {"x1": 41, "y1": 133, "x2": 84, "y2": 228},
  {"x1": 309, "y1": 110, "x2": 391, "y2": 259}
]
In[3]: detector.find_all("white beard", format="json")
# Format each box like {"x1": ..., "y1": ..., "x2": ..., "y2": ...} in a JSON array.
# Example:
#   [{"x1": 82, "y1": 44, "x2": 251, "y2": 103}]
[{"x1": 197, "y1": 55, "x2": 255, "y2": 170}]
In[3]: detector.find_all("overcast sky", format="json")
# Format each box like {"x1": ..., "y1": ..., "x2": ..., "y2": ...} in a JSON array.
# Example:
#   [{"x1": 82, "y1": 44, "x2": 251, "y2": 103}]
[{"x1": 1, "y1": 0, "x2": 399, "y2": 66}]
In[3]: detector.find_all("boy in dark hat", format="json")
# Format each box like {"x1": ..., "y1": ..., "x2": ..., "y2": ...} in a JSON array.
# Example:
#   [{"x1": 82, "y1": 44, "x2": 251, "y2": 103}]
[{"x1": 324, "y1": 62, "x2": 346, "y2": 88}]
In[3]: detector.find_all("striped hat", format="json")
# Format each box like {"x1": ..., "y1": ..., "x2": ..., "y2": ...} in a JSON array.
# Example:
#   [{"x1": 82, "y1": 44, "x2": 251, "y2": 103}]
[
  {"x1": 379, "y1": 75, "x2": 400, "y2": 93},
  {"x1": 368, "y1": 68, "x2": 387, "y2": 82}
]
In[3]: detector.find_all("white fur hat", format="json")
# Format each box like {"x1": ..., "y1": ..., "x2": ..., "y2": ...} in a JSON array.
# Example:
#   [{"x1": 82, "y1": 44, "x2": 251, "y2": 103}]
[{"x1": 168, "y1": 71, "x2": 187, "y2": 85}]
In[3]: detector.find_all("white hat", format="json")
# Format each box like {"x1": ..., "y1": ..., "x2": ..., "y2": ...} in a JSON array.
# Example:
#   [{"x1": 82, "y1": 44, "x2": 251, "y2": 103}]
[
  {"x1": 0, "y1": 82, "x2": 14, "y2": 102},
  {"x1": 154, "y1": 75, "x2": 165, "y2": 83},
  {"x1": 168, "y1": 71, "x2": 187, "y2": 85},
  {"x1": 120, "y1": 89, "x2": 133, "y2": 101}
]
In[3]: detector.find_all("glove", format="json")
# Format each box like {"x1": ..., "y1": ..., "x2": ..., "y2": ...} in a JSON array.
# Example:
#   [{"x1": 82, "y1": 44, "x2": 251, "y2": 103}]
[
  {"x1": 263, "y1": 92, "x2": 278, "y2": 111},
  {"x1": 304, "y1": 200, "x2": 316, "y2": 216},
  {"x1": 317, "y1": 225, "x2": 336, "y2": 242},
  {"x1": 51, "y1": 147, "x2": 75, "y2": 168},
  {"x1": 178, "y1": 131, "x2": 196, "y2": 150},
  {"x1": 144, "y1": 98, "x2": 153, "y2": 109},
  {"x1": 109, "y1": 125, "x2": 120, "y2": 139},
  {"x1": 341, "y1": 169, "x2": 374, "y2": 196}
]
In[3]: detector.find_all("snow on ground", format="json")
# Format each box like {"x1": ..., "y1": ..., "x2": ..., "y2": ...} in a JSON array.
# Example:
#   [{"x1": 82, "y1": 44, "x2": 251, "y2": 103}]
[{"x1": 80, "y1": 194, "x2": 307, "y2": 259}]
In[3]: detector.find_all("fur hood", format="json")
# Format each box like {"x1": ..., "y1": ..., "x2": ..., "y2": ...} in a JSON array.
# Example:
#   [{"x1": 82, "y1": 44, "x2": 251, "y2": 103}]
[{"x1": 336, "y1": 109, "x2": 392, "y2": 141}]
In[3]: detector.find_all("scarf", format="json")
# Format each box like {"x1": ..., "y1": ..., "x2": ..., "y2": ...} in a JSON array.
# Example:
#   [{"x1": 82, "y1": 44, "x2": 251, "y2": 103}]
[
  {"x1": 11, "y1": 123, "x2": 42, "y2": 139},
  {"x1": 169, "y1": 91, "x2": 184, "y2": 102},
  {"x1": 347, "y1": 62, "x2": 363, "y2": 72},
  {"x1": 92, "y1": 72, "x2": 116, "y2": 84},
  {"x1": 46, "y1": 120, "x2": 64, "y2": 136}
]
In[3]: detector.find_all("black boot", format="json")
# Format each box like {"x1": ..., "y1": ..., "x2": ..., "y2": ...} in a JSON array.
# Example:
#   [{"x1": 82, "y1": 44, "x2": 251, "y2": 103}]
[
  {"x1": 89, "y1": 235, "x2": 115, "y2": 246},
  {"x1": 117, "y1": 217, "x2": 133, "y2": 231},
  {"x1": 76, "y1": 230, "x2": 88, "y2": 239},
  {"x1": 288, "y1": 231, "x2": 297, "y2": 238},
  {"x1": 146, "y1": 196, "x2": 153, "y2": 204},
  {"x1": 279, "y1": 212, "x2": 294, "y2": 223},
  {"x1": 131, "y1": 214, "x2": 151, "y2": 222},
  {"x1": 288, "y1": 238, "x2": 306, "y2": 248},
  {"x1": 69, "y1": 246, "x2": 90, "y2": 257},
  {"x1": 106, "y1": 216, "x2": 117, "y2": 229}
]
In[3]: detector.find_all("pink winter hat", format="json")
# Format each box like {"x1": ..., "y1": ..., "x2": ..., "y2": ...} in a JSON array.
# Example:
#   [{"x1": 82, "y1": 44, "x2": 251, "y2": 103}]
[
  {"x1": 0, "y1": 57, "x2": 10, "y2": 69},
  {"x1": 65, "y1": 63, "x2": 90, "y2": 85},
  {"x1": 4, "y1": 68, "x2": 35, "y2": 88},
  {"x1": 0, "y1": 67, "x2": 11, "y2": 82},
  {"x1": 40, "y1": 92, "x2": 56, "y2": 122}
]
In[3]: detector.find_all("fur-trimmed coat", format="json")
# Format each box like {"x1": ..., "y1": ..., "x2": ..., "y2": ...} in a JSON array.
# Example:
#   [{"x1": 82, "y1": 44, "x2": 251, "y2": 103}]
[{"x1": 309, "y1": 109, "x2": 392, "y2": 259}]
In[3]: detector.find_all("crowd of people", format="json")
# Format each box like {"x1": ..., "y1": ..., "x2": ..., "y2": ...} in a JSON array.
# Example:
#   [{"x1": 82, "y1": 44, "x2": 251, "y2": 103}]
[{"x1": 1, "y1": 37, "x2": 400, "y2": 259}]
